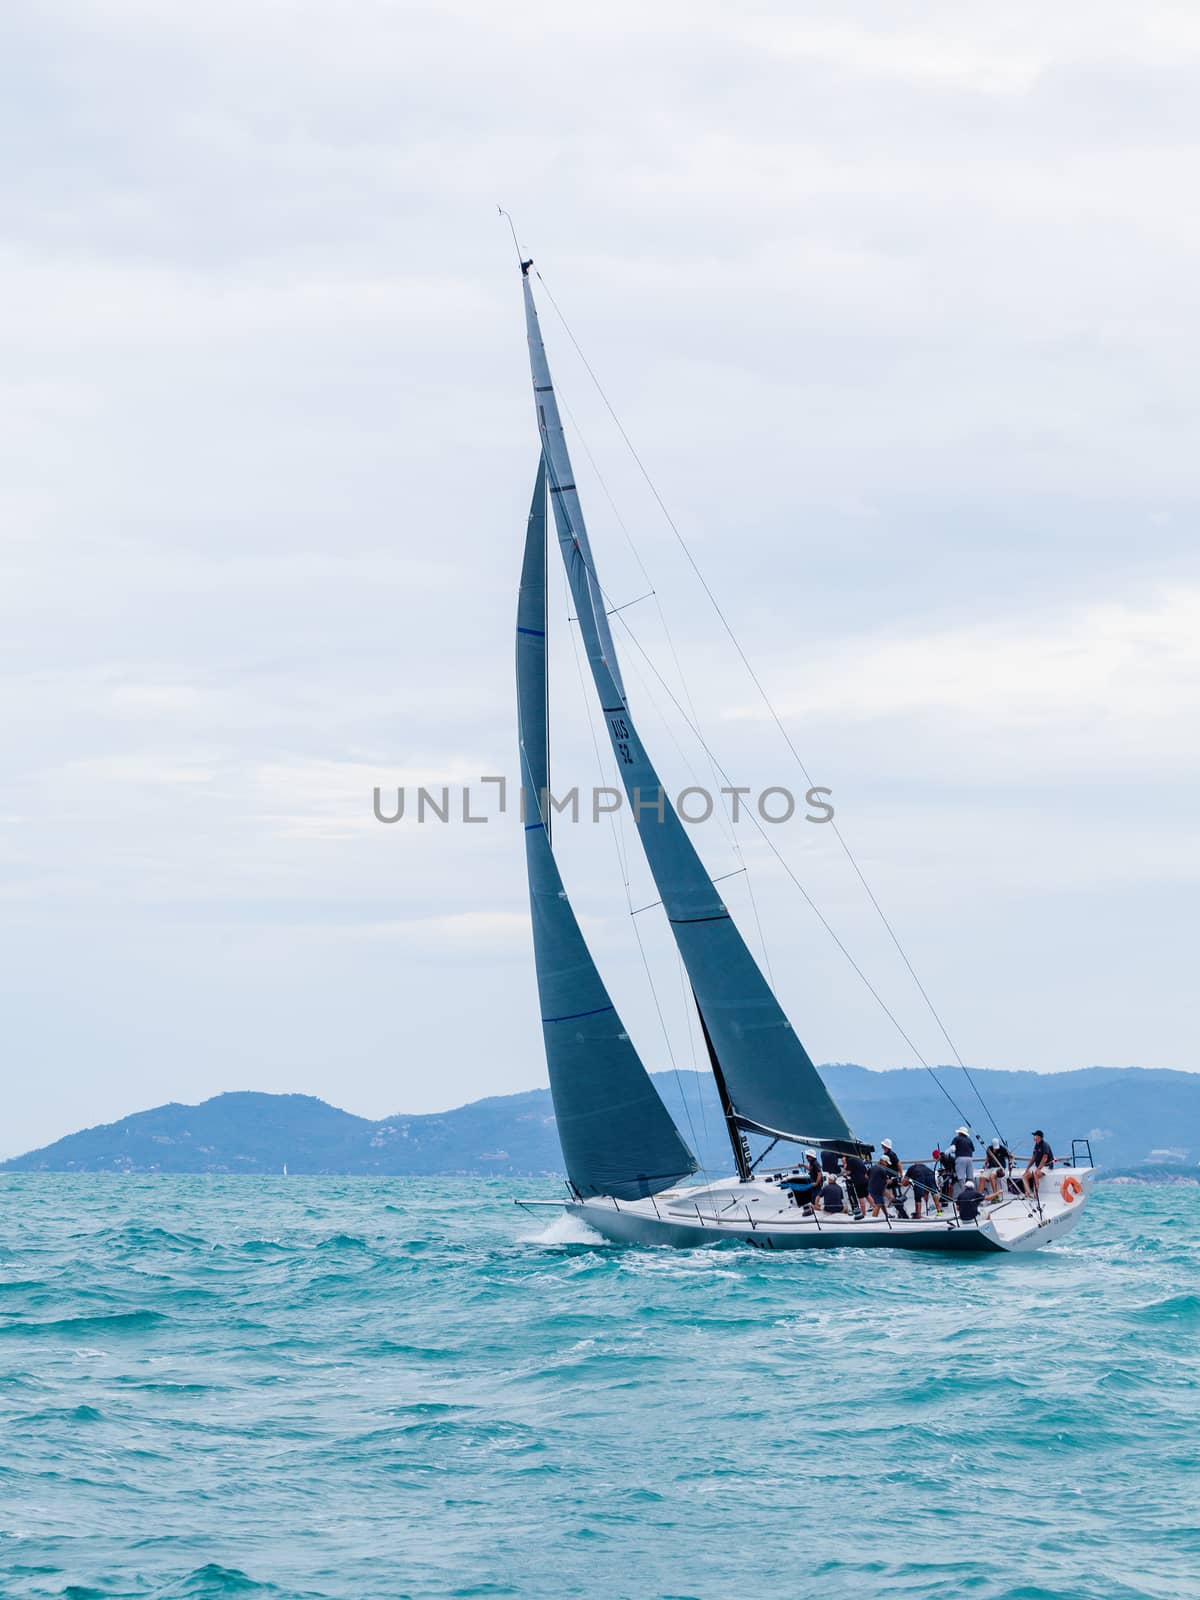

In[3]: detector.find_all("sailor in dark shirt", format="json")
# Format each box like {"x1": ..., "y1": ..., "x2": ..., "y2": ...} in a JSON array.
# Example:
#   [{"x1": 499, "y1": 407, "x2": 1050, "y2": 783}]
[
  {"x1": 955, "y1": 1181, "x2": 984, "y2": 1223},
  {"x1": 980, "y1": 1138, "x2": 1012, "y2": 1201},
  {"x1": 843, "y1": 1153, "x2": 868, "y2": 1190},
  {"x1": 866, "y1": 1159, "x2": 890, "y2": 1218},
  {"x1": 1022, "y1": 1130, "x2": 1054, "y2": 1198},
  {"x1": 905, "y1": 1160, "x2": 938, "y2": 1218},
  {"x1": 803, "y1": 1151, "x2": 824, "y2": 1194},
  {"x1": 842, "y1": 1154, "x2": 869, "y2": 1216},
  {"x1": 934, "y1": 1148, "x2": 956, "y2": 1204},
  {"x1": 879, "y1": 1138, "x2": 905, "y2": 1213},
  {"x1": 781, "y1": 1166, "x2": 820, "y2": 1210},
  {"x1": 818, "y1": 1176, "x2": 846, "y2": 1214}
]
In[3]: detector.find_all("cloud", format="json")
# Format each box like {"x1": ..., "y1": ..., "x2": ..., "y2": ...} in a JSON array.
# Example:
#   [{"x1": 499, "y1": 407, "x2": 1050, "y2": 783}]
[
  {"x1": 726, "y1": 586, "x2": 1200, "y2": 764},
  {"x1": 1, "y1": 0, "x2": 1198, "y2": 1156},
  {"x1": 0, "y1": 249, "x2": 487, "y2": 348},
  {"x1": 252, "y1": 758, "x2": 491, "y2": 840},
  {"x1": 316, "y1": 909, "x2": 531, "y2": 946}
]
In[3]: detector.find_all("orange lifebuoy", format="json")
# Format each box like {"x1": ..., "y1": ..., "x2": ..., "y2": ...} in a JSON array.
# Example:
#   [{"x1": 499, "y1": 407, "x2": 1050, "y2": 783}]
[{"x1": 1060, "y1": 1174, "x2": 1082, "y2": 1203}]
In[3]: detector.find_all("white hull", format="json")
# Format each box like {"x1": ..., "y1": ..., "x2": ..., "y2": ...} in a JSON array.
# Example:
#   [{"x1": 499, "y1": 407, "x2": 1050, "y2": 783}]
[{"x1": 548, "y1": 1168, "x2": 1095, "y2": 1254}]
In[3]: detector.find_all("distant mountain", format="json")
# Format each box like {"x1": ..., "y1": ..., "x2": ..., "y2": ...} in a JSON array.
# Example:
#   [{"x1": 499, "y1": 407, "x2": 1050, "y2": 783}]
[{"x1": 3, "y1": 1066, "x2": 1196, "y2": 1176}]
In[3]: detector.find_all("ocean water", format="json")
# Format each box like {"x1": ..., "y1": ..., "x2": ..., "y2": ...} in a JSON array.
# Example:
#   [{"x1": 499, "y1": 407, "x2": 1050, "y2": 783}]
[{"x1": 1, "y1": 1178, "x2": 1196, "y2": 1600}]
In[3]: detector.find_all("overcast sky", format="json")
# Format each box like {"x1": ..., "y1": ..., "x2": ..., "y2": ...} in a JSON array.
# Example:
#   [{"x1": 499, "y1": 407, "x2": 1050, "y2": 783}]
[{"x1": 2, "y1": 1, "x2": 1197, "y2": 1156}]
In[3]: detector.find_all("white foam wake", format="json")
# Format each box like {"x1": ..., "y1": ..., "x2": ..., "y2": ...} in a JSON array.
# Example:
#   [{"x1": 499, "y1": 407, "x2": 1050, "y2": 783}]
[{"x1": 524, "y1": 1210, "x2": 608, "y2": 1247}]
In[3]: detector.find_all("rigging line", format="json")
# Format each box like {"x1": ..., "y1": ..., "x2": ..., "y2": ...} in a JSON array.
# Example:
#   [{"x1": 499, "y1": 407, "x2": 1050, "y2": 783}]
[
  {"x1": 535, "y1": 269, "x2": 994, "y2": 1134},
  {"x1": 562, "y1": 559, "x2": 708, "y2": 1177},
  {"x1": 549, "y1": 369, "x2": 778, "y2": 984},
  {"x1": 497, "y1": 207, "x2": 526, "y2": 268},
  {"x1": 606, "y1": 592, "x2": 655, "y2": 617},
  {"x1": 740, "y1": 848, "x2": 777, "y2": 991},
  {"x1": 676, "y1": 946, "x2": 712, "y2": 1163},
  {"x1": 567, "y1": 593, "x2": 654, "y2": 622},
  {"x1": 631, "y1": 868, "x2": 746, "y2": 917}
]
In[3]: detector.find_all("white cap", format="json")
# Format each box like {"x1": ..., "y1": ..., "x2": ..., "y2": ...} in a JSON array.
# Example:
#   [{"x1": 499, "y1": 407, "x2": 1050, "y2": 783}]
[
  {"x1": 803, "y1": 1149, "x2": 817, "y2": 1160},
  {"x1": 956, "y1": 1126, "x2": 969, "y2": 1135},
  {"x1": 881, "y1": 1138, "x2": 893, "y2": 1150}
]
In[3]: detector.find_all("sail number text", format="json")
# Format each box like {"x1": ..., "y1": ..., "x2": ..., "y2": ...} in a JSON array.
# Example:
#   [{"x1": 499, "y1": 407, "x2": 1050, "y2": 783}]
[{"x1": 608, "y1": 717, "x2": 634, "y2": 765}]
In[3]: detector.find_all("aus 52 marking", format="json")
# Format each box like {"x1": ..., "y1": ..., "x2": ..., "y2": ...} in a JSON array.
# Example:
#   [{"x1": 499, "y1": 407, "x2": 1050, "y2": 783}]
[{"x1": 608, "y1": 717, "x2": 634, "y2": 765}]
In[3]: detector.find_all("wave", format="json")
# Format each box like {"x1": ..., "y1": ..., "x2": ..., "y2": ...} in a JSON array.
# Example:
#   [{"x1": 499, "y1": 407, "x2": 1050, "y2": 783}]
[
  {"x1": 1126, "y1": 1290, "x2": 1200, "y2": 1323},
  {"x1": 148, "y1": 1565, "x2": 305, "y2": 1598},
  {"x1": 22, "y1": 1403, "x2": 106, "y2": 1424},
  {"x1": 0, "y1": 1309, "x2": 169, "y2": 1339},
  {"x1": 101, "y1": 1225, "x2": 209, "y2": 1252}
]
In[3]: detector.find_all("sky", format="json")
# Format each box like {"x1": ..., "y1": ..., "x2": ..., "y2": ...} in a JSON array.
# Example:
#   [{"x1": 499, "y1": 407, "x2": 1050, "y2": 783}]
[{"x1": 2, "y1": 1, "x2": 1198, "y2": 1156}]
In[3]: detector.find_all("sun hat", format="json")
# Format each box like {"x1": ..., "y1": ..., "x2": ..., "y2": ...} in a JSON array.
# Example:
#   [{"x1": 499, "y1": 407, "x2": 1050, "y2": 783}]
[
  {"x1": 955, "y1": 1125, "x2": 969, "y2": 1135},
  {"x1": 881, "y1": 1138, "x2": 893, "y2": 1150}
]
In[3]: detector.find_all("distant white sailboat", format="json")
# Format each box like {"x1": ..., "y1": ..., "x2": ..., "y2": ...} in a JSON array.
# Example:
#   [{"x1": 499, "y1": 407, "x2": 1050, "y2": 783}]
[{"x1": 512, "y1": 258, "x2": 1092, "y2": 1253}]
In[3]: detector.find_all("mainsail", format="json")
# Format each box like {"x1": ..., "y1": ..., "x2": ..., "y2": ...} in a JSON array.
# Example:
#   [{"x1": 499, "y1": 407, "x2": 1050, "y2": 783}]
[
  {"x1": 520, "y1": 267, "x2": 860, "y2": 1165},
  {"x1": 517, "y1": 455, "x2": 697, "y2": 1199}
]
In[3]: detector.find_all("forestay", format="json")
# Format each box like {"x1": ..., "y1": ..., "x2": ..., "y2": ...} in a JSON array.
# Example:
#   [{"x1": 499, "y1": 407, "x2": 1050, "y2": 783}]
[
  {"x1": 517, "y1": 455, "x2": 697, "y2": 1200},
  {"x1": 521, "y1": 271, "x2": 858, "y2": 1155}
]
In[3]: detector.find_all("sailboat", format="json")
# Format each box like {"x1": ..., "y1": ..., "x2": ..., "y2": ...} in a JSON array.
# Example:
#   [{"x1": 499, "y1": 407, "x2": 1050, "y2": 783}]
[{"x1": 513, "y1": 259, "x2": 1093, "y2": 1252}]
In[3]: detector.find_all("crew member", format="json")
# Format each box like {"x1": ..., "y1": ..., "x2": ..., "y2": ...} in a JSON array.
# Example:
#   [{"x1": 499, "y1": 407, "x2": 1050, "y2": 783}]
[
  {"x1": 818, "y1": 1174, "x2": 846, "y2": 1214},
  {"x1": 905, "y1": 1158, "x2": 938, "y2": 1219},
  {"x1": 843, "y1": 1153, "x2": 870, "y2": 1217},
  {"x1": 865, "y1": 1157, "x2": 891, "y2": 1219},
  {"x1": 1022, "y1": 1130, "x2": 1054, "y2": 1198},
  {"x1": 782, "y1": 1165, "x2": 820, "y2": 1210},
  {"x1": 934, "y1": 1147, "x2": 956, "y2": 1205},
  {"x1": 980, "y1": 1138, "x2": 1012, "y2": 1201},
  {"x1": 955, "y1": 1180, "x2": 984, "y2": 1223},
  {"x1": 880, "y1": 1138, "x2": 904, "y2": 1213},
  {"x1": 949, "y1": 1126, "x2": 975, "y2": 1194}
]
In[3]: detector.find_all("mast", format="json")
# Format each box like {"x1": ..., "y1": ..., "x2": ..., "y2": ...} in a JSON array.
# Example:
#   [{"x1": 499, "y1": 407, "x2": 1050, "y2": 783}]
[
  {"x1": 694, "y1": 993, "x2": 751, "y2": 1182},
  {"x1": 519, "y1": 264, "x2": 865, "y2": 1162}
]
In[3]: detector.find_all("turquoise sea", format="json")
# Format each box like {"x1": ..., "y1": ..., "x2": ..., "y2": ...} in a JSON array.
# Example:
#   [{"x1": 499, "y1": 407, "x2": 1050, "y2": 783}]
[{"x1": 1, "y1": 1177, "x2": 1196, "y2": 1600}]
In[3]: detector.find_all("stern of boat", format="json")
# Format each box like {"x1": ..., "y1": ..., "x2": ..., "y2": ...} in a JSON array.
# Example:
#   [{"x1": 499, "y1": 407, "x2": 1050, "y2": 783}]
[{"x1": 980, "y1": 1163, "x2": 1096, "y2": 1251}]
